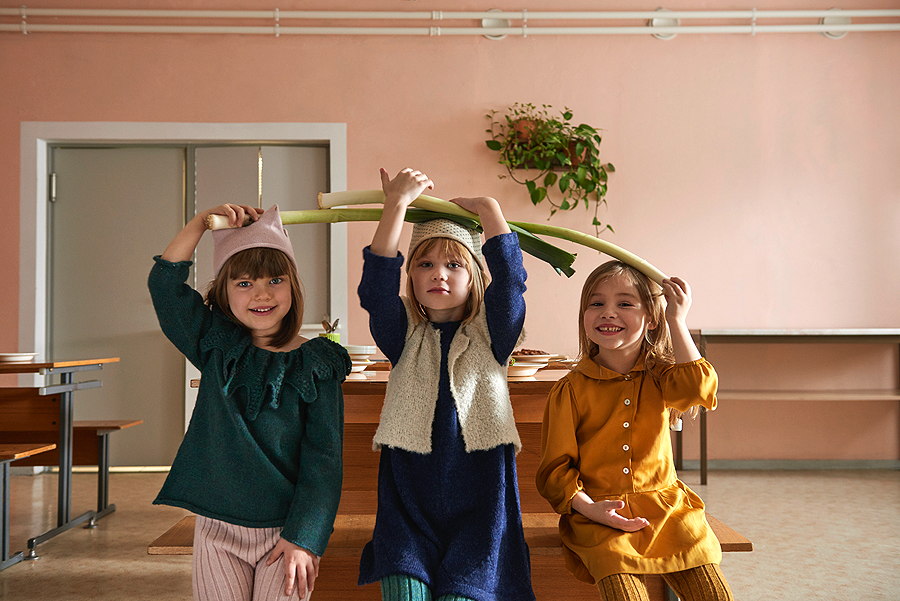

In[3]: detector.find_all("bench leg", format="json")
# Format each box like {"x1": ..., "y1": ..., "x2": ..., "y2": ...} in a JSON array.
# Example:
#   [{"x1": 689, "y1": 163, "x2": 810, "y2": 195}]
[{"x1": 87, "y1": 433, "x2": 116, "y2": 528}]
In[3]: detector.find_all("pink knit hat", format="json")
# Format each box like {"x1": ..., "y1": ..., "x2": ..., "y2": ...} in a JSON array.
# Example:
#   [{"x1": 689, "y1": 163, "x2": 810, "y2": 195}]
[{"x1": 212, "y1": 206, "x2": 297, "y2": 275}]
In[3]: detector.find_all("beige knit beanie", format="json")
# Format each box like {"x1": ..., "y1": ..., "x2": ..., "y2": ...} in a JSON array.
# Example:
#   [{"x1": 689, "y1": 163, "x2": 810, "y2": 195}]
[{"x1": 407, "y1": 219, "x2": 483, "y2": 270}]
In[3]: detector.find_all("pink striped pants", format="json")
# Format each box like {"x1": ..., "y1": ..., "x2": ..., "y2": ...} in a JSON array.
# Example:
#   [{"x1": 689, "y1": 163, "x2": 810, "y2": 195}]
[{"x1": 193, "y1": 515, "x2": 311, "y2": 601}]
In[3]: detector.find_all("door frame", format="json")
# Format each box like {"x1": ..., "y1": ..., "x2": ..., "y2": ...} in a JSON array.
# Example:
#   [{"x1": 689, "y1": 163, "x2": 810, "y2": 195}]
[{"x1": 19, "y1": 122, "x2": 348, "y2": 386}]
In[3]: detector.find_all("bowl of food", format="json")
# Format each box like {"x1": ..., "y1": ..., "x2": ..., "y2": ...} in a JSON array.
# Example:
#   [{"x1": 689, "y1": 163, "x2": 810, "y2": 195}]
[{"x1": 511, "y1": 348, "x2": 553, "y2": 363}]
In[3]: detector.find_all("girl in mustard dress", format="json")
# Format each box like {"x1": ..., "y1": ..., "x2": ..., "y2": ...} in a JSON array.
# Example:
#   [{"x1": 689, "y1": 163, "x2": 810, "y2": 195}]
[{"x1": 536, "y1": 260, "x2": 733, "y2": 600}]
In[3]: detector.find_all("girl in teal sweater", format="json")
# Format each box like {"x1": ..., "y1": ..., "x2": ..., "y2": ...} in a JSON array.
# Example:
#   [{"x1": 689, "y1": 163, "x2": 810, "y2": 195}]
[{"x1": 149, "y1": 204, "x2": 350, "y2": 600}]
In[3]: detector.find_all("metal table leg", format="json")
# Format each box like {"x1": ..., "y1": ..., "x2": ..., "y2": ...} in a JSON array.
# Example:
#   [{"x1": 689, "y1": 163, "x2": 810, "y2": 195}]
[
  {"x1": 57, "y1": 372, "x2": 73, "y2": 526},
  {"x1": 0, "y1": 460, "x2": 26, "y2": 571}
]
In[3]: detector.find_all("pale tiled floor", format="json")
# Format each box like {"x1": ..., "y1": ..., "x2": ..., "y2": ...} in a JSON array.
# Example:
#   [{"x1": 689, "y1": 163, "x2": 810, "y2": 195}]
[{"x1": 0, "y1": 470, "x2": 898, "y2": 600}]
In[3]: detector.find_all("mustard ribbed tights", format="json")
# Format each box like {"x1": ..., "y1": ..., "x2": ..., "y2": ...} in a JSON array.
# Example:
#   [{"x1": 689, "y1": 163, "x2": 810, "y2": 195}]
[{"x1": 597, "y1": 564, "x2": 733, "y2": 601}]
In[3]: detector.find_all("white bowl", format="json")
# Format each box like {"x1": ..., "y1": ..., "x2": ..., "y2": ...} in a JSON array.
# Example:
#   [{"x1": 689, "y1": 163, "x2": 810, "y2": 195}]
[
  {"x1": 350, "y1": 360, "x2": 372, "y2": 373},
  {"x1": 507, "y1": 362, "x2": 545, "y2": 377},
  {"x1": 348, "y1": 353, "x2": 372, "y2": 362},
  {"x1": 344, "y1": 345, "x2": 377, "y2": 354}
]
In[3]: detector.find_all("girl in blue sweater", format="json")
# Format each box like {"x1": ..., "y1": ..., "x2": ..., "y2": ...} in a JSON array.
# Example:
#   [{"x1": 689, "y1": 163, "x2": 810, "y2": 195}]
[
  {"x1": 149, "y1": 204, "x2": 349, "y2": 600},
  {"x1": 357, "y1": 169, "x2": 536, "y2": 601}
]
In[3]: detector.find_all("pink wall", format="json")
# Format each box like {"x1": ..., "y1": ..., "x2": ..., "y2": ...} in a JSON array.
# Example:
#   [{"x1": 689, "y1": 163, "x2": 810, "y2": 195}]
[{"x1": 2, "y1": 1, "x2": 898, "y2": 460}]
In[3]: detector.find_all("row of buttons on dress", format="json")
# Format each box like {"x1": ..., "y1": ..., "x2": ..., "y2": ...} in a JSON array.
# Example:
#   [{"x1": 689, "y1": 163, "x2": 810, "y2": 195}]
[{"x1": 622, "y1": 396, "x2": 633, "y2": 474}]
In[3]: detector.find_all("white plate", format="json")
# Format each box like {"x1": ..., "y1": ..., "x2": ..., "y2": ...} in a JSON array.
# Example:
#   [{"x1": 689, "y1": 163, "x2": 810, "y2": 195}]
[
  {"x1": 507, "y1": 362, "x2": 544, "y2": 377},
  {"x1": 512, "y1": 353, "x2": 553, "y2": 362},
  {"x1": 348, "y1": 353, "x2": 372, "y2": 361},
  {"x1": 344, "y1": 345, "x2": 377, "y2": 354},
  {"x1": 0, "y1": 352, "x2": 36, "y2": 363},
  {"x1": 350, "y1": 360, "x2": 372, "y2": 373}
]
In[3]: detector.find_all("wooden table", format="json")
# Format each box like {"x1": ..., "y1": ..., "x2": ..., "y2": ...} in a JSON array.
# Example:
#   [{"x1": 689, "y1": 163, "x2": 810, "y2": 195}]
[
  {"x1": 0, "y1": 357, "x2": 119, "y2": 557},
  {"x1": 341, "y1": 367, "x2": 566, "y2": 434}
]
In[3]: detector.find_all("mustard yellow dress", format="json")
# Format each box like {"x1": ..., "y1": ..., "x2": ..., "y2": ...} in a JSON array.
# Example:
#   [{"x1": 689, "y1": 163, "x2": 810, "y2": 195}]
[{"x1": 536, "y1": 357, "x2": 721, "y2": 584}]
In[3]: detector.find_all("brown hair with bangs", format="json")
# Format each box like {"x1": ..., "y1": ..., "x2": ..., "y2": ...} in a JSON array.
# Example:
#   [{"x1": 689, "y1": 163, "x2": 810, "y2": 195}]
[
  {"x1": 205, "y1": 247, "x2": 304, "y2": 349},
  {"x1": 405, "y1": 237, "x2": 486, "y2": 326},
  {"x1": 577, "y1": 260, "x2": 694, "y2": 425}
]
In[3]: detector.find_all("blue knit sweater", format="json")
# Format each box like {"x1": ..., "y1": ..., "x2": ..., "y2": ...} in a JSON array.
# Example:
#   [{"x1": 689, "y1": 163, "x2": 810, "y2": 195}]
[{"x1": 356, "y1": 233, "x2": 536, "y2": 601}]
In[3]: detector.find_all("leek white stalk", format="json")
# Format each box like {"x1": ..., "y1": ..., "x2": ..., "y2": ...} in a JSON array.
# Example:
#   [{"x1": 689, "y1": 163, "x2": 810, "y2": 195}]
[{"x1": 207, "y1": 208, "x2": 385, "y2": 230}]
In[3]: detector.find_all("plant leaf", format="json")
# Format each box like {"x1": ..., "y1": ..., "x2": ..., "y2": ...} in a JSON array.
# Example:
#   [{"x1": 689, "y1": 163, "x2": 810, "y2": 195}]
[{"x1": 485, "y1": 140, "x2": 502, "y2": 151}]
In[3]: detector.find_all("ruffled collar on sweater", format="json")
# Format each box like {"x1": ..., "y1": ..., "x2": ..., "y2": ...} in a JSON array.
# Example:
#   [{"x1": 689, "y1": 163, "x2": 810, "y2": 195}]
[{"x1": 198, "y1": 319, "x2": 351, "y2": 420}]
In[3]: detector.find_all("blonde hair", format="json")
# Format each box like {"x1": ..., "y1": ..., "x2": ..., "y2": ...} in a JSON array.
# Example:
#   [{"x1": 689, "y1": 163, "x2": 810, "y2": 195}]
[
  {"x1": 205, "y1": 247, "x2": 304, "y2": 349},
  {"x1": 578, "y1": 260, "x2": 695, "y2": 424},
  {"x1": 405, "y1": 237, "x2": 486, "y2": 326}
]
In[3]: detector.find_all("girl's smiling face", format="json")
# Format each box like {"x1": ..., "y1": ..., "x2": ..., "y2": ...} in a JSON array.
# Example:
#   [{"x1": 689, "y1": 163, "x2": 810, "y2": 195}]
[
  {"x1": 226, "y1": 274, "x2": 293, "y2": 343},
  {"x1": 583, "y1": 273, "x2": 655, "y2": 367},
  {"x1": 410, "y1": 247, "x2": 472, "y2": 323}
]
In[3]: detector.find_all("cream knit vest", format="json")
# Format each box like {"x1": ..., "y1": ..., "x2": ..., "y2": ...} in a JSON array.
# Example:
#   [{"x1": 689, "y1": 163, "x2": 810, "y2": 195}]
[{"x1": 372, "y1": 297, "x2": 522, "y2": 454}]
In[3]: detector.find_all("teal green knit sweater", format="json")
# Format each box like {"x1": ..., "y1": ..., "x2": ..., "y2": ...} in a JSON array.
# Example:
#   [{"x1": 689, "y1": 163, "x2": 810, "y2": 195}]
[{"x1": 148, "y1": 256, "x2": 350, "y2": 556}]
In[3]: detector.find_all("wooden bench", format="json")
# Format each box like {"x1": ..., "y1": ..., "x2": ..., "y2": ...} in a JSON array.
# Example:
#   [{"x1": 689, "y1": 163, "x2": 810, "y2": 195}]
[
  {"x1": 149, "y1": 513, "x2": 751, "y2": 601},
  {"x1": 1, "y1": 443, "x2": 57, "y2": 571},
  {"x1": 0, "y1": 388, "x2": 141, "y2": 520}
]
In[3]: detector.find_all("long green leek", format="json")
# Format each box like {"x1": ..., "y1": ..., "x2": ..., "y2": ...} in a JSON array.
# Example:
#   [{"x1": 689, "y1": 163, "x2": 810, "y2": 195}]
[{"x1": 206, "y1": 191, "x2": 666, "y2": 282}]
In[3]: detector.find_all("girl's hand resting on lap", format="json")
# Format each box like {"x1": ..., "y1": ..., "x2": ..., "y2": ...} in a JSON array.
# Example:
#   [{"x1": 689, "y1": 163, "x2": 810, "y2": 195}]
[{"x1": 574, "y1": 493, "x2": 650, "y2": 532}]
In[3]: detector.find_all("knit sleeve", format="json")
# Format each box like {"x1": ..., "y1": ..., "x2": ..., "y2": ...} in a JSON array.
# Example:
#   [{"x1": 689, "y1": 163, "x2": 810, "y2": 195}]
[
  {"x1": 659, "y1": 358, "x2": 719, "y2": 412},
  {"x1": 357, "y1": 246, "x2": 408, "y2": 365},
  {"x1": 147, "y1": 255, "x2": 214, "y2": 368},
  {"x1": 482, "y1": 232, "x2": 528, "y2": 363},
  {"x1": 536, "y1": 378, "x2": 585, "y2": 515},
  {"x1": 280, "y1": 377, "x2": 344, "y2": 556}
]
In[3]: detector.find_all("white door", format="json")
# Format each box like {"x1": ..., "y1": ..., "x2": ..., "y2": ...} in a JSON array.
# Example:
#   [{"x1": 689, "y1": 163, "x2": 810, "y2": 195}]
[
  {"x1": 50, "y1": 144, "x2": 330, "y2": 465},
  {"x1": 50, "y1": 146, "x2": 186, "y2": 466}
]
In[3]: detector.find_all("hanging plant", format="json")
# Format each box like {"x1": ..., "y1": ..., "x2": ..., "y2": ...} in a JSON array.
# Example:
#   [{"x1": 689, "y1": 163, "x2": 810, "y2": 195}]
[{"x1": 485, "y1": 102, "x2": 615, "y2": 235}]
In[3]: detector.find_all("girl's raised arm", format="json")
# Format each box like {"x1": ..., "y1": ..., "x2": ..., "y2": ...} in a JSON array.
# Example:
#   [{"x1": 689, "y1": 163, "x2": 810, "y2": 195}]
[
  {"x1": 663, "y1": 276, "x2": 702, "y2": 364},
  {"x1": 370, "y1": 168, "x2": 434, "y2": 257},
  {"x1": 161, "y1": 204, "x2": 262, "y2": 263},
  {"x1": 447, "y1": 196, "x2": 510, "y2": 240}
]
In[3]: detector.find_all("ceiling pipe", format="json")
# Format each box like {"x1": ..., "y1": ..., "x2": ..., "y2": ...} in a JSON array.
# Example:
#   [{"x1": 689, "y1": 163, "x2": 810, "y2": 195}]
[{"x1": 1, "y1": 7, "x2": 898, "y2": 37}]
